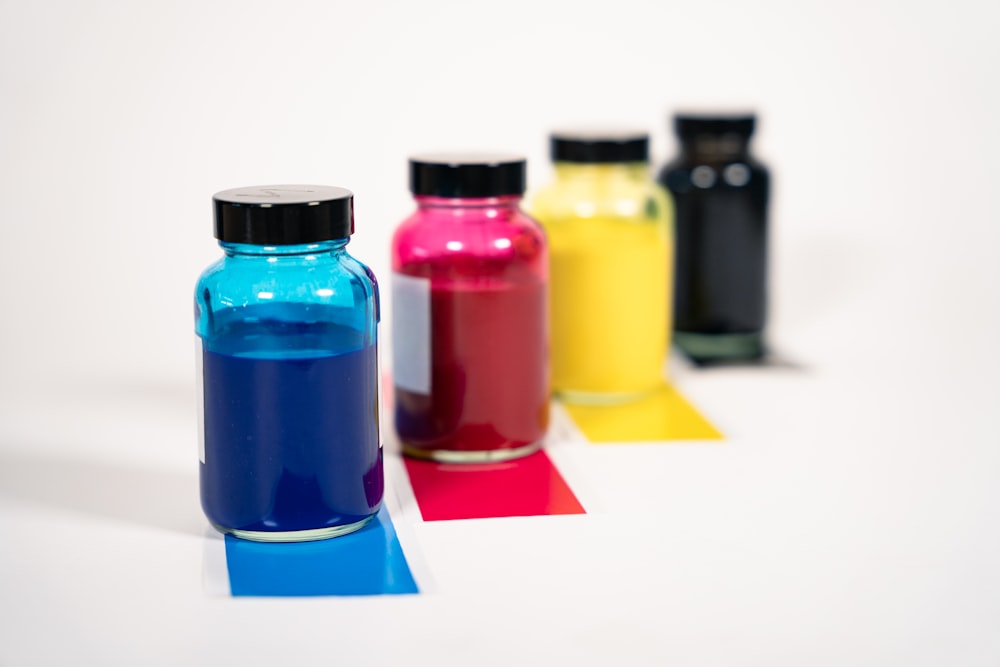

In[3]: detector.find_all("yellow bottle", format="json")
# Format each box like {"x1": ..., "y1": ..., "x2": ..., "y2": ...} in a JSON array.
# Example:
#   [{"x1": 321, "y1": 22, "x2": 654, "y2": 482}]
[{"x1": 529, "y1": 131, "x2": 673, "y2": 404}]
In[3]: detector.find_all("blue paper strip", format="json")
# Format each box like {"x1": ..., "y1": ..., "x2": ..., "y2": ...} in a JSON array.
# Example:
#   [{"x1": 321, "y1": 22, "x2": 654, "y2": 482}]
[{"x1": 225, "y1": 506, "x2": 419, "y2": 596}]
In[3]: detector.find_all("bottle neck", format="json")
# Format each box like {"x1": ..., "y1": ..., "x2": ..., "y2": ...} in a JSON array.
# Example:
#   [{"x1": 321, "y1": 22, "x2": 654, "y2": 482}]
[
  {"x1": 680, "y1": 135, "x2": 751, "y2": 162},
  {"x1": 220, "y1": 239, "x2": 348, "y2": 257},
  {"x1": 413, "y1": 195, "x2": 524, "y2": 211},
  {"x1": 553, "y1": 162, "x2": 650, "y2": 181}
]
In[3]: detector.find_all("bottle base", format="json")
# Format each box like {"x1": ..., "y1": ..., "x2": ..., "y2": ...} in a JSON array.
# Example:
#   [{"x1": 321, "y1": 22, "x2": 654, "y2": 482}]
[
  {"x1": 674, "y1": 331, "x2": 764, "y2": 363},
  {"x1": 555, "y1": 384, "x2": 661, "y2": 406},
  {"x1": 212, "y1": 513, "x2": 376, "y2": 543},
  {"x1": 402, "y1": 439, "x2": 543, "y2": 463}
]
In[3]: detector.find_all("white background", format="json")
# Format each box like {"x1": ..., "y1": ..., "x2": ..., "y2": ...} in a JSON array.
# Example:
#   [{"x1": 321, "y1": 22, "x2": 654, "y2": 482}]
[{"x1": 1, "y1": 0, "x2": 999, "y2": 665}]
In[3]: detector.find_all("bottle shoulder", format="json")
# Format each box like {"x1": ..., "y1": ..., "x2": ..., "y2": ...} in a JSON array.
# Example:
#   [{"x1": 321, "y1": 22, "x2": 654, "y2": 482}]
[
  {"x1": 392, "y1": 207, "x2": 546, "y2": 270},
  {"x1": 194, "y1": 257, "x2": 226, "y2": 290},
  {"x1": 339, "y1": 251, "x2": 376, "y2": 289},
  {"x1": 660, "y1": 153, "x2": 769, "y2": 173},
  {"x1": 528, "y1": 177, "x2": 671, "y2": 226},
  {"x1": 659, "y1": 155, "x2": 769, "y2": 196},
  {"x1": 657, "y1": 157, "x2": 685, "y2": 180},
  {"x1": 195, "y1": 250, "x2": 374, "y2": 313}
]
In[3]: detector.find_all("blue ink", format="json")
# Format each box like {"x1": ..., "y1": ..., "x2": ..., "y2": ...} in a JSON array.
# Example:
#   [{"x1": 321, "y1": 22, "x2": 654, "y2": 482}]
[{"x1": 200, "y1": 316, "x2": 382, "y2": 534}]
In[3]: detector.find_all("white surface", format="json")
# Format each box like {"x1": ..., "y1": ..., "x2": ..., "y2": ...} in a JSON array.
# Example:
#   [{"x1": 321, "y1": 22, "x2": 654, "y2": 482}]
[{"x1": 1, "y1": 0, "x2": 999, "y2": 665}]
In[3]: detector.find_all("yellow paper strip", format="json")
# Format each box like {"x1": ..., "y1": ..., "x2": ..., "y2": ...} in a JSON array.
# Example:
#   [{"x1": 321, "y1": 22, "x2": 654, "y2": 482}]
[{"x1": 562, "y1": 382, "x2": 723, "y2": 443}]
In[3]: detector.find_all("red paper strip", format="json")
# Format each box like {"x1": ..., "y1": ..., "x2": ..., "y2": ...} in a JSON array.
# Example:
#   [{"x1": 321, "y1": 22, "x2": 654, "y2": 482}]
[{"x1": 404, "y1": 451, "x2": 586, "y2": 521}]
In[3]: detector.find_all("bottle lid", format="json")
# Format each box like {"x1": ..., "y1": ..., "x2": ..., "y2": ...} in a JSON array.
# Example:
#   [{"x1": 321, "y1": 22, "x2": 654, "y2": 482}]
[
  {"x1": 674, "y1": 114, "x2": 756, "y2": 139},
  {"x1": 409, "y1": 154, "x2": 527, "y2": 198},
  {"x1": 212, "y1": 185, "x2": 354, "y2": 245},
  {"x1": 550, "y1": 131, "x2": 649, "y2": 163}
]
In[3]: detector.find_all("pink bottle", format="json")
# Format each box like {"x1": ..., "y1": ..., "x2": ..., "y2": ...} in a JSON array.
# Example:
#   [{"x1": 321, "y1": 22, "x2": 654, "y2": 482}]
[{"x1": 391, "y1": 154, "x2": 549, "y2": 462}]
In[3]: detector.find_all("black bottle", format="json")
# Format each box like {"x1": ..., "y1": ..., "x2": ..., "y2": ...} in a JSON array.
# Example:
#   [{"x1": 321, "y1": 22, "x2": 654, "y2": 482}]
[{"x1": 658, "y1": 114, "x2": 770, "y2": 363}]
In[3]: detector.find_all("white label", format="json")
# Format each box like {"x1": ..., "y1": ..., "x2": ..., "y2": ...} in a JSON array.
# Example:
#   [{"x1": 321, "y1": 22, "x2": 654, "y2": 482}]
[
  {"x1": 195, "y1": 337, "x2": 205, "y2": 464},
  {"x1": 391, "y1": 272, "x2": 431, "y2": 394}
]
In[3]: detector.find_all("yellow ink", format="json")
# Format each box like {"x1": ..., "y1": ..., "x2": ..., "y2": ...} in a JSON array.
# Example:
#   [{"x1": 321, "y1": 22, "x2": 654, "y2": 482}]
[
  {"x1": 562, "y1": 382, "x2": 723, "y2": 442},
  {"x1": 530, "y1": 160, "x2": 673, "y2": 403}
]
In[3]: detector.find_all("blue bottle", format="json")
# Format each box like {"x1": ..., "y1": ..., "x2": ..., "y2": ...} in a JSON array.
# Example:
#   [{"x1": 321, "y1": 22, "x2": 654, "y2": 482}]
[{"x1": 195, "y1": 185, "x2": 382, "y2": 542}]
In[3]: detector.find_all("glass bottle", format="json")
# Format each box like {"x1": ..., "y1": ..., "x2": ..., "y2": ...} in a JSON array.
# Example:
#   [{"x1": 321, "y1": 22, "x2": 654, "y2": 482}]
[
  {"x1": 529, "y1": 131, "x2": 672, "y2": 403},
  {"x1": 391, "y1": 155, "x2": 549, "y2": 462},
  {"x1": 195, "y1": 185, "x2": 382, "y2": 542},
  {"x1": 658, "y1": 114, "x2": 770, "y2": 362}
]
